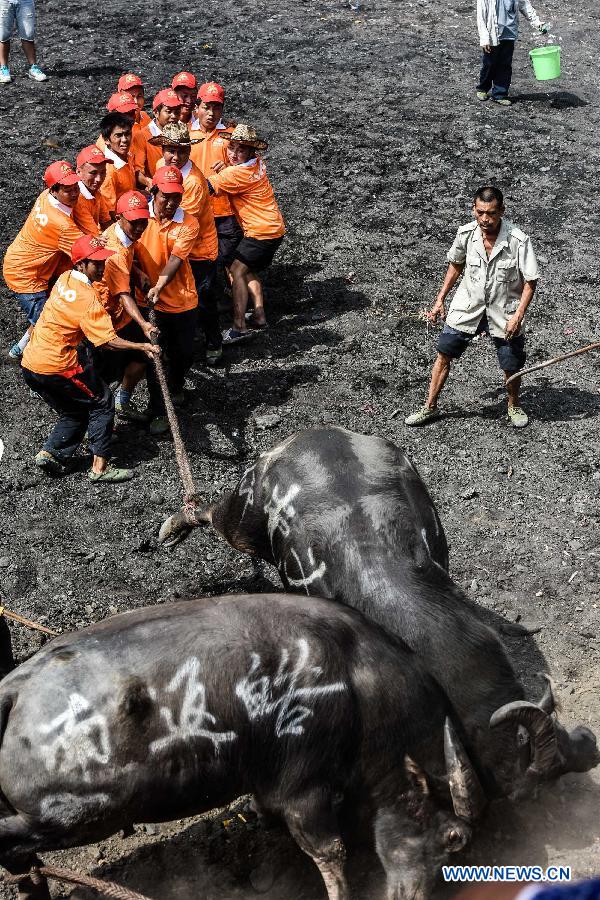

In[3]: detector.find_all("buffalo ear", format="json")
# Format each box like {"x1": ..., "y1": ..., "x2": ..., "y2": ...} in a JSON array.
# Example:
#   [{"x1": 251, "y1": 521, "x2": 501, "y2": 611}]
[{"x1": 404, "y1": 755, "x2": 429, "y2": 797}]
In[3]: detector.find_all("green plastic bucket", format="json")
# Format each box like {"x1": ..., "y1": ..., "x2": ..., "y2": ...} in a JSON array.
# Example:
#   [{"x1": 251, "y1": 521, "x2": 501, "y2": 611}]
[{"x1": 529, "y1": 45, "x2": 561, "y2": 81}]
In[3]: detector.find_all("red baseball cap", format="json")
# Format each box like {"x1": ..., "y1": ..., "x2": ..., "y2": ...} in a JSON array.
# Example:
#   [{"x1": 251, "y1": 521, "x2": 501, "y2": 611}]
[
  {"x1": 171, "y1": 71, "x2": 197, "y2": 90},
  {"x1": 118, "y1": 73, "x2": 143, "y2": 92},
  {"x1": 197, "y1": 81, "x2": 225, "y2": 104},
  {"x1": 116, "y1": 190, "x2": 151, "y2": 221},
  {"x1": 44, "y1": 161, "x2": 80, "y2": 189},
  {"x1": 152, "y1": 165, "x2": 184, "y2": 194},
  {"x1": 76, "y1": 145, "x2": 111, "y2": 168},
  {"x1": 152, "y1": 89, "x2": 183, "y2": 111},
  {"x1": 106, "y1": 92, "x2": 138, "y2": 114},
  {"x1": 71, "y1": 235, "x2": 115, "y2": 265}
]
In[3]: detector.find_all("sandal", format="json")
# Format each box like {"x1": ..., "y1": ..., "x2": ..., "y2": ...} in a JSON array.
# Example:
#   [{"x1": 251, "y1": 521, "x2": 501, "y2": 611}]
[
  {"x1": 222, "y1": 327, "x2": 257, "y2": 345},
  {"x1": 88, "y1": 465, "x2": 134, "y2": 483}
]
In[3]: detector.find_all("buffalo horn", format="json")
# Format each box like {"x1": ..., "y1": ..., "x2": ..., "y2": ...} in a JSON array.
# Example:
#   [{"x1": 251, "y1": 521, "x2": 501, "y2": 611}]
[
  {"x1": 489, "y1": 701, "x2": 557, "y2": 775},
  {"x1": 537, "y1": 672, "x2": 559, "y2": 715},
  {"x1": 158, "y1": 505, "x2": 212, "y2": 548},
  {"x1": 444, "y1": 718, "x2": 486, "y2": 822}
]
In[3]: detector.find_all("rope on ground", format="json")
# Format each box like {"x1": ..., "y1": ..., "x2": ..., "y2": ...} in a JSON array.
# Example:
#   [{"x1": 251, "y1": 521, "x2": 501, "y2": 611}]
[
  {"x1": 505, "y1": 340, "x2": 600, "y2": 385},
  {"x1": 4, "y1": 864, "x2": 153, "y2": 900},
  {"x1": 0, "y1": 601, "x2": 58, "y2": 636},
  {"x1": 148, "y1": 303, "x2": 200, "y2": 520}
]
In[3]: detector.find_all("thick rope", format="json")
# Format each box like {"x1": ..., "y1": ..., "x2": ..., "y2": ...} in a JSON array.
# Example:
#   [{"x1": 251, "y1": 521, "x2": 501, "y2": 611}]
[
  {"x1": 4, "y1": 864, "x2": 152, "y2": 900},
  {"x1": 505, "y1": 340, "x2": 600, "y2": 385},
  {"x1": 148, "y1": 303, "x2": 199, "y2": 512},
  {"x1": 0, "y1": 603, "x2": 58, "y2": 637}
]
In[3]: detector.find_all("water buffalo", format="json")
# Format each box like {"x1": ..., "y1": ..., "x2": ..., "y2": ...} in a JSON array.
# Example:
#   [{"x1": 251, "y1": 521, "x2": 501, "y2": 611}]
[
  {"x1": 0, "y1": 593, "x2": 481, "y2": 900},
  {"x1": 160, "y1": 427, "x2": 600, "y2": 801}
]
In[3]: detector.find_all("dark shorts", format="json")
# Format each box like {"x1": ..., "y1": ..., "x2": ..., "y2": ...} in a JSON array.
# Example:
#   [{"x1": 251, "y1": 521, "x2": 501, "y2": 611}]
[
  {"x1": 96, "y1": 319, "x2": 148, "y2": 384},
  {"x1": 215, "y1": 215, "x2": 243, "y2": 267},
  {"x1": 16, "y1": 290, "x2": 48, "y2": 325},
  {"x1": 234, "y1": 236, "x2": 284, "y2": 273},
  {"x1": 437, "y1": 316, "x2": 526, "y2": 374}
]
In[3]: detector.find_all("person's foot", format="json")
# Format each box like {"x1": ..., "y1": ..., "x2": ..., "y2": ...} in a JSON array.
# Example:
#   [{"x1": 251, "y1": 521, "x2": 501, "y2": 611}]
[
  {"x1": 88, "y1": 465, "x2": 134, "y2": 483},
  {"x1": 205, "y1": 346, "x2": 223, "y2": 366},
  {"x1": 491, "y1": 97, "x2": 512, "y2": 107},
  {"x1": 8, "y1": 342, "x2": 22, "y2": 361},
  {"x1": 149, "y1": 416, "x2": 170, "y2": 435},
  {"x1": 0, "y1": 66, "x2": 11, "y2": 84},
  {"x1": 35, "y1": 449, "x2": 70, "y2": 475},
  {"x1": 222, "y1": 327, "x2": 257, "y2": 345},
  {"x1": 507, "y1": 405, "x2": 529, "y2": 428},
  {"x1": 245, "y1": 311, "x2": 268, "y2": 330},
  {"x1": 476, "y1": 90, "x2": 490, "y2": 101},
  {"x1": 115, "y1": 395, "x2": 150, "y2": 422},
  {"x1": 404, "y1": 405, "x2": 441, "y2": 427},
  {"x1": 28, "y1": 64, "x2": 47, "y2": 82}
]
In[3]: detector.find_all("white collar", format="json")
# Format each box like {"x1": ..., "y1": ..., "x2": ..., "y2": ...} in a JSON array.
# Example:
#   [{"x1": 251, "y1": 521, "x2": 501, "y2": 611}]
[
  {"x1": 71, "y1": 270, "x2": 91, "y2": 285},
  {"x1": 102, "y1": 146, "x2": 127, "y2": 170},
  {"x1": 149, "y1": 120, "x2": 162, "y2": 137},
  {"x1": 190, "y1": 116, "x2": 200, "y2": 130},
  {"x1": 239, "y1": 157, "x2": 258, "y2": 168},
  {"x1": 115, "y1": 223, "x2": 133, "y2": 248},
  {"x1": 78, "y1": 181, "x2": 94, "y2": 201},
  {"x1": 216, "y1": 120, "x2": 226, "y2": 130},
  {"x1": 179, "y1": 160, "x2": 192, "y2": 179},
  {"x1": 149, "y1": 201, "x2": 185, "y2": 224},
  {"x1": 48, "y1": 193, "x2": 74, "y2": 215}
]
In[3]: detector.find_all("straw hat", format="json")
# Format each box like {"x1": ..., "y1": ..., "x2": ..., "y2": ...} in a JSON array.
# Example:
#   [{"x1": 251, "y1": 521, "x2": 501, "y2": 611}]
[
  {"x1": 148, "y1": 122, "x2": 201, "y2": 147},
  {"x1": 222, "y1": 123, "x2": 268, "y2": 152}
]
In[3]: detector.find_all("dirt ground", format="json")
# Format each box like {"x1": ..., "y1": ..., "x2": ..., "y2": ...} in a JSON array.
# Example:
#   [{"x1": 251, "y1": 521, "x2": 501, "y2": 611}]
[{"x1": 0, "y1": 0, "x2": 599, "y2": 896}]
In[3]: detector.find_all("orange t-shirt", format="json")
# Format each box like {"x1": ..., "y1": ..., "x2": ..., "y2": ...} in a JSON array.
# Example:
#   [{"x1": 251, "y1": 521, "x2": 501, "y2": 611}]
[
  {"x1": 209, "y1": 158, "x2": 285, "y2": 240},
  {"x1": 135, "y1": 205, "x2": 199, "y2": 314},
  {"x1": 73, "y1": 182, "x2": 111, "y2": 236},
  {"x1": 189, "y1": 121, "x2": 233, "y2": 218},
  {"x1": 133, "y1": 121, "x2": 163, "y2": 177},
  {"x1": 138, "y1": 109, "x2": 152, "y2": 128},
  {"x1": 95, "y1": 222, "x2": 136, "y2": 330},
  {"x1": 21, "y1": 270, "x2": 116, "y2": 375},
  {"x1": 155, "y1": 158, "x2": 217, "y2": 261},
  {"x1": 98, "y1": 145, "x2": 137, "y2": 213},
  {"x1": 3, "y1": 190, "x2": 84, "y2": 294}
]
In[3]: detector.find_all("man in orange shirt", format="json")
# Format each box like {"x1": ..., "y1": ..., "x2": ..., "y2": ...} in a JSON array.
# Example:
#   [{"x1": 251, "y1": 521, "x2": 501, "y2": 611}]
[
  {"x1": 117, "y1": 73, "x2": 151, "y2": 127},
  {"x1": 189, "y1": 81, "x2": 243, "y2": 270},
  {"x1": 96, "y1": 190, "x2": 157, "y2": 422},
  {"x1": 208, "y1": 124, "x2": 285, "y2": 343},
  {"x1": 99, "y1": 94, "x2": 149, "y2": 193},
  {"x1": 4, "y1": 160, "x2": 83, "y2": 360},
  {"x1": 21, "y1": 234, "x2": 158, "y2": 482},
  {"x1": 98, "y1": 112, "x2": 136, "y2": 216},
  {"x1": 74, "y1": 145, "x2": 112, "y2": 236},
  {"x1": 171, "y1": 71, "x2": 196, "y2": 125},
  {"x1": 134, "y1": 89, "x2": 182, "y2": 184},
  {"x1": 151, "y1": 122, "x2": 221, "y2": 365},
  {"x1": 135, "y1": 166, "x2": 199, "y2": 434}
]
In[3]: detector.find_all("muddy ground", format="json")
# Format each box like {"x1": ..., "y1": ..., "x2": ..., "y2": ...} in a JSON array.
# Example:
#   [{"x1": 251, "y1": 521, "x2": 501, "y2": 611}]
[{"x1": 0, "y1": 0, "x2": 599, "y2": 895}]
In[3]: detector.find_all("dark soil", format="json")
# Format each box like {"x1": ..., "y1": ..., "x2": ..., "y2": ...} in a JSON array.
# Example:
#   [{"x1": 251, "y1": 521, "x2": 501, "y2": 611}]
[{"x1": 0, "y1": 0, "x2": 599, "y2": 896}]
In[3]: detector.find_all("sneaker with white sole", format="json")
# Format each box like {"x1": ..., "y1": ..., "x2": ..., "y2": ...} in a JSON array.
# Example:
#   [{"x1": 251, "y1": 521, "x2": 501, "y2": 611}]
[
  {"x1": 28, "y1": 65, "x2": 47, "y2": 82},
  {"x1": 0, "y1": 66, "x2": 11, "y2": 84},
  {"x1": 8, "y1": 343, "x2": 22, "y2": 361},
  {"x1": 404, "y1": 405, "x2": 441, "y2": 427},
  {"x1": 507, "y1": 405, "x2": 529, "y2": 428}
]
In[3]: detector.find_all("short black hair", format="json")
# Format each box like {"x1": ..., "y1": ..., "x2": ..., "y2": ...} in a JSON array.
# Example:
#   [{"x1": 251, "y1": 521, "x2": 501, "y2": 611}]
[
  {"x1": 474, "y1": 185, "x2": 504, "y2": 207},
  {"x1": 99, "y1": 112, "x2": 133, "y2": 141}
]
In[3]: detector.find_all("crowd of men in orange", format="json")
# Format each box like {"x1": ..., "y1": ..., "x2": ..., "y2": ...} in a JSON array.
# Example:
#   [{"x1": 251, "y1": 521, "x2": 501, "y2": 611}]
[{"x1": 2, "y1": 72, "x2": 285, "y2": 483}]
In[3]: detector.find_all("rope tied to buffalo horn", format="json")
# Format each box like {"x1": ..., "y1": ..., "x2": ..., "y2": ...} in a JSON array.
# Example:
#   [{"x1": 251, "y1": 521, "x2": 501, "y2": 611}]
[
  {"x1": 4, "y1": 864, "x2": 153, "y2": 900},
  {"x1": 148, "y1": 301, "x2": 199, "y2": 512},
  {"x1": 0, "y1": 601, "x2": 58, "y2": 636},
  {"x1": 505, "y1": 340, "x2": 600, "y2": 385}
]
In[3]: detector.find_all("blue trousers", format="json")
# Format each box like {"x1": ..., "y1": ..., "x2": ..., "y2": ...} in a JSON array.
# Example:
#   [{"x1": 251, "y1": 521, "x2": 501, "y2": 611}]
[{"x1": 477, "y1": 40, "x2": 515, "y2": 99}]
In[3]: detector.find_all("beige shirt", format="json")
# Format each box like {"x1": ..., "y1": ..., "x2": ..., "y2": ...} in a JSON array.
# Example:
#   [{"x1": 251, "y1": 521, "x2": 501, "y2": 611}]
[{"x1": 445, "y1": 219, "x2": 539, "y2": 338}]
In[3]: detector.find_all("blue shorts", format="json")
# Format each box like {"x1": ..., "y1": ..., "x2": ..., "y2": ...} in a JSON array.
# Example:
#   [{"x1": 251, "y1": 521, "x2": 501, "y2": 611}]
[
  {"x1": 437, "y1": 316, "x2": 526, "y2": 374},
  {"x1": 16, "y1": 290, "x2": 47, "y2": 325},
  {"x1": 0, "y1": 0, "x2": 36, "y2": 42}
]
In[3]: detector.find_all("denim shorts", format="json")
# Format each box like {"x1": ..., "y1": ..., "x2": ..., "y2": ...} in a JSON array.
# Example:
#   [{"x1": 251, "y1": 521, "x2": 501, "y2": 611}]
[
  {"x1": 0, "y1": 0, "x2": 35, "y2": 42},
  {"x1": 16, "y1": 290, "x2": 47, "y2": 325},
  {"x1": 437, "y1": 316, "x2": 526, "y2": 374}
]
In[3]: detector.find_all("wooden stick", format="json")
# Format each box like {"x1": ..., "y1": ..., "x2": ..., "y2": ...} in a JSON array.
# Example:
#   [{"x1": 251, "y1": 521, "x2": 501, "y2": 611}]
[
  {"x1": 505, "y1": 341, "x2": 600, "y2": 385},
  {"x1": 0, "y1": 604, "x2": 58, "y2": 636}
]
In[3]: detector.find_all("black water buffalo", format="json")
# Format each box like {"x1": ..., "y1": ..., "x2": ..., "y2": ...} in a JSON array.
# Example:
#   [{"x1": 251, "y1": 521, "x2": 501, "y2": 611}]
[
  {"x1": 0, "y1": 593, "x2": 481, "y2": 900},
  {"x1": 160, "y1": 427, "x2": 599, "y2": 800}
]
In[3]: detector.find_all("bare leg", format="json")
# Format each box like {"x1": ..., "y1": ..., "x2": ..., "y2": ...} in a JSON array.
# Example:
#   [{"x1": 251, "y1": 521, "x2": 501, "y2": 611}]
[
  {"x1": 20, "y1": 40, "x2": 35, "y2": 66},
  {"x1": 426, "y1": 352, "x2": 452, "y2": 409},
  {"x1": 0, "y1": 41, "x2": 9, "y2": 66},
  {"x1": 504, "y1": 371, "x2": 521, "y2": 408},
  {"x1": 230, "y1": 259, "x2": 251, "y2": 332},
  {"x1": 246, "y1": 271, "x2": 266, "y2": 325},
  {"x1": 121, "y1": 360, "x2": 146, "y2": 393},
  {"x1": 2, "y1": 855, "x2": 51, "y2": 900},
  {"x1": 282, "y1": 793, "x2": 349, "y2": 900}
]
